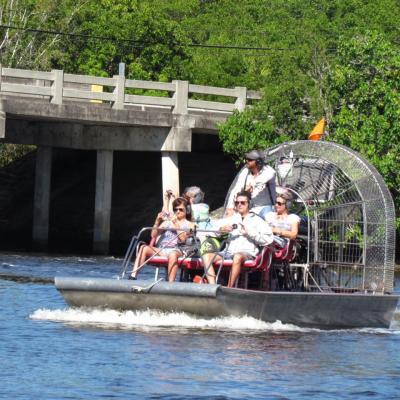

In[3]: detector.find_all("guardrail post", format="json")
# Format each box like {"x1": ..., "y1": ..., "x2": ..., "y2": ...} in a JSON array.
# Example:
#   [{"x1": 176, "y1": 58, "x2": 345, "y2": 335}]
[
  {"x1": 172, "y1": 80, "x2": 188, "y2": 114},
  {"x1": 113, "y1": 74, "x2": 125, "y2": 109},
  {"x1": 51, "y1": 69, "x2": 63, "y2": 104},
  {"x1": 234, "y1": 86, "x2": 247, "y2": 111}
]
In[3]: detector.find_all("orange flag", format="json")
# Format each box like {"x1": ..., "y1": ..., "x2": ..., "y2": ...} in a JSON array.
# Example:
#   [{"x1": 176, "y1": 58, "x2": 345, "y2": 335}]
[{"x1": 308, "y1": 118, "x2": 325, "y2": 141}]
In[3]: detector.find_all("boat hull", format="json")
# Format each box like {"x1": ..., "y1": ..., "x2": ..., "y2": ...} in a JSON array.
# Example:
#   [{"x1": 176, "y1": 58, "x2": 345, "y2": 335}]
[{"x1": 54, "y1": 277, "x2": 399, "y2": 329}]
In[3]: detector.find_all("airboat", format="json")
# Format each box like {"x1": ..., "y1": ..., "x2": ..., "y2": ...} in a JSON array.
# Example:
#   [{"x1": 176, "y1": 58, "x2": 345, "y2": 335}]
[{"x1": 55, "y1": 141, "x2": 399, "y2": 329}]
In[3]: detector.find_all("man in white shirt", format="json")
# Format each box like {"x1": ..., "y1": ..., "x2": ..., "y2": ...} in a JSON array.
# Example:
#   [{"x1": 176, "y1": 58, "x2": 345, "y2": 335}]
[
  {"x1": 202, "y1": 191, "x2": 273, "y2": 287},
  {"x1": 225, "y1": 150, "x2": 276, "y2": 219}
]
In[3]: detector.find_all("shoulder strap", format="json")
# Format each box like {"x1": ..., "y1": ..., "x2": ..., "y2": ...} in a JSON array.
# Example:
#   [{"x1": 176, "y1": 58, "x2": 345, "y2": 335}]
[
  {"x1": 265, "y1": 167, "x2": 275, "y2": 204},
  {"x1": 267, "y1": 181, "x2": 274, "y2": 204}
]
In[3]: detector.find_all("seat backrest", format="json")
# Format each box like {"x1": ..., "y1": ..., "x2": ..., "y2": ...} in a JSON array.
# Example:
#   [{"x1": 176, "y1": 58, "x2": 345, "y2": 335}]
[
  {"x1": 273, "y1": 239, "x2": 296, "y2": 262},
  {"x1": 253, "y1": 245, "x2": 273, "y2": 271}
]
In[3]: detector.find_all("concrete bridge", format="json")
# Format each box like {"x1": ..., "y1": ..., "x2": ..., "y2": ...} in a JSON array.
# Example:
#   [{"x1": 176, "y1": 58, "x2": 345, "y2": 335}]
[{"x1": 0, "y1": 66, "x2": 259, "y2": 253}]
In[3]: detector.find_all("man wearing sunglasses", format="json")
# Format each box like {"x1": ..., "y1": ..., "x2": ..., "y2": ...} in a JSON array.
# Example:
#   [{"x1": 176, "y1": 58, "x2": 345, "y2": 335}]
[
  {"x1": 225, "y1": 150, "x2": 276, "y2": 219},
  {"x1": 202, "y1": 190, "x2": 273, "y2": 288}
]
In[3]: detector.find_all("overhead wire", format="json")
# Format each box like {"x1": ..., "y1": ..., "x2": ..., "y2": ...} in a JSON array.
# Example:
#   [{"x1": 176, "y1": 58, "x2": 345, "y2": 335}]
[{"x1": 0, "y1": 23, "x2": 296, "y2": 52}]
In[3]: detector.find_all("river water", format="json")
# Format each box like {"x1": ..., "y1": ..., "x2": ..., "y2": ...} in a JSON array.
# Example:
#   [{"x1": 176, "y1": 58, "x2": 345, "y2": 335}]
[{"x1": 1, "y1": 252, "x2": 399, "y2": 399}]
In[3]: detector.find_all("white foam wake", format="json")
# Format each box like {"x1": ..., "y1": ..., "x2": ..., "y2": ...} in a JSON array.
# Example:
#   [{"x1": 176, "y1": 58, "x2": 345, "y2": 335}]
[{"x1": 30, "y1": 308, "x2": 311, "y2": 332}]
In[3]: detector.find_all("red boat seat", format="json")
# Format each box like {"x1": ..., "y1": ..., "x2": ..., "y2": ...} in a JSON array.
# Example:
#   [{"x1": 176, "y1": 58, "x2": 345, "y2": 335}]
[
  {"x1": 211, "y1": 245, "x2": 273, "y2": 272},
  {"x1": 146, "y1": 254, "x2": 202, "y2": 269},
  {"x1": 272, "y1": 239, "x2": 297, "y2": 262},
  {"x1": 141, "y1": 237, "x2": 202, "y2": 270},
  {"x1": 206, "y1": 245, "x2": 273, "y2": 288},
  {"x1": 135, "y1": 236, "x2": 291, "y2": 288}
]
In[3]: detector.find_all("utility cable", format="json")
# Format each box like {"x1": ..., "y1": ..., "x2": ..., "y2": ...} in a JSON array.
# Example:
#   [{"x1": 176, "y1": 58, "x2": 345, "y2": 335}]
[{"x1": 0, "y1": 23, "x2": 293, "y2": 52}]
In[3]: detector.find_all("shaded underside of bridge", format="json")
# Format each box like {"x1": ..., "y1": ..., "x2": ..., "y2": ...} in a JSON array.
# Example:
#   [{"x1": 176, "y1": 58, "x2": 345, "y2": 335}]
[
  {"x1": 0, "y1": 64, "x2": 249, "y2": 254},
  {"x1": 0, "y1": 138, "x2": 236, "y2": 255}
]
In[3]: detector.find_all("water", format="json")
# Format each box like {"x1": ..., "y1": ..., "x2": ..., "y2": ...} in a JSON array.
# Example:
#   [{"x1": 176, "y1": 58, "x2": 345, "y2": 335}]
[{"x1": 1, "y1": 253, "x2": 400, "y2": 399}]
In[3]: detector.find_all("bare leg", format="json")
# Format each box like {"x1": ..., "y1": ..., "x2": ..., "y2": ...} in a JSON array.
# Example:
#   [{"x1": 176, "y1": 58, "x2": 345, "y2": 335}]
[
  {"x1": 167, "y1": 250, "x2": 182, "y2": 282},
  {"x1": 132, "y1": 245, "x2": 158, "y2": 278},
  {"x1": 227, "y1": 253, "x2": 247, "y2": 288},
  {"x1": 202, "y1": 253, "x2": 222, "y2": 284}
]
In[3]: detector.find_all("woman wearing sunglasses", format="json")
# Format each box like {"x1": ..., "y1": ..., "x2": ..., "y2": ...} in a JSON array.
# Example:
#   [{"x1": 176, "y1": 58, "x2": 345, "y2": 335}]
[
  {"x1": 264, "y1": 192, "x2": 300, "y2": 247},
  {"x1": 130, "y1": 197, "x2": 194, "y2": 281}
]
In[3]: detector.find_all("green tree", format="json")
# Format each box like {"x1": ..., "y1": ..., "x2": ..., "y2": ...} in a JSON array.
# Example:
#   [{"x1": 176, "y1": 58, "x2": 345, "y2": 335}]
[
  {"x1": 326, "y1": 31, "x2": 400, "y2": 225},
  {"x1": 57, "y1": 0, "x2": 191, "y2": 81},
  {"x1": 218, "y1": 109, "x2": 283, "y2": 165},
  {"x1": 0, "y1": 0, "x2": 85, "y2": 69}
]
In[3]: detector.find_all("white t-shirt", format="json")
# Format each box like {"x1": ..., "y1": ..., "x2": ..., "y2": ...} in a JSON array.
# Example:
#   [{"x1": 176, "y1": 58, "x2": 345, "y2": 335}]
[
  {"x1": 264, "y1": 212, "x2": 300, "y2": 232},
  {"x1": 226, "y1": 166, "x2": 276, "y2": 209}
]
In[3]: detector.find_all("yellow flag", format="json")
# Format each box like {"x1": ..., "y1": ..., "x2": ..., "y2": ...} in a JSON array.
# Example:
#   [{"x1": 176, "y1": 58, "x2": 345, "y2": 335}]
[{"x1": 308, "y1": 118, "x2": 325, "y2": 141}]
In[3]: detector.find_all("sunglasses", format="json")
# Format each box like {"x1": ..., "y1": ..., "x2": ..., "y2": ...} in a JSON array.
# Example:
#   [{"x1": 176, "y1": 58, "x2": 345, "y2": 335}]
[
  {"x1": 234, "y1": 200, "x2": 248, "y2": 206},
  {"x1": 173, "y1": 207, "x2": 185, "y2": 212},
  {"x1": 275, "y1": 201, "x2": 286, "y2": 206}
]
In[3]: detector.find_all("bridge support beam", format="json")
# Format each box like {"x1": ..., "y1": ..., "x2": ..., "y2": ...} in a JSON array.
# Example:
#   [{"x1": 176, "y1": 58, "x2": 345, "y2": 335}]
[
  {"x1": 32, "y1": 146, "x2": 52, "y2": 250},
  {"x1": 93, "y1": 150, "x2": 114, "y2": 254},
  {"x1": 161, "y1": 151, "x2": 179, "y2": 198},
  {"x1": 0, "y1": 97, "x2": 5, "y2": 138}
]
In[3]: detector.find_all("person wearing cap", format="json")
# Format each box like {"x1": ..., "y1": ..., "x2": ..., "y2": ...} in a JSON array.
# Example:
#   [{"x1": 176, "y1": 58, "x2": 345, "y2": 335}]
[{"x1": 225, "y1": 150, "x2": 276, "y2": 218}]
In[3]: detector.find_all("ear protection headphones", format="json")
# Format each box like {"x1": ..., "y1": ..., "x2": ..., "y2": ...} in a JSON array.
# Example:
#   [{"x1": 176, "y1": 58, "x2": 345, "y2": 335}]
[
  {"x1": 279, "y1": 192, "x2": 293, "y2": 209},
  {"x1": 256, "y1": 157, "x2": 264, "y2": 169}
]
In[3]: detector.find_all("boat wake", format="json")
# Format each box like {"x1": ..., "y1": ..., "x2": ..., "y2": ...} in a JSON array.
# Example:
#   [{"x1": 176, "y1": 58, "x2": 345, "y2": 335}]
[
  {"x1": 30, "y1": 307, "x2": 314, "y2": 333},
  {"x1": 30, "y1": 307, "x2": 400, "y2": 334}
]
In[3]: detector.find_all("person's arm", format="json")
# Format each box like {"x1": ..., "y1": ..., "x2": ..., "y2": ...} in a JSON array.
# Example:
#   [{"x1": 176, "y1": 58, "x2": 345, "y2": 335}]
[
  {"x1": 151, "y1": 213, "x2": 166, "y2": 239},
  {"x1": 273, "y1": 216, "x2": 299, "y2": 239},
  {"x1": 176, "y1": 221, "x2": 195, "y2": 243},
  {"x1": 225, "y1": 169, "x2": 247, "y2": 214},
  {"x1": 251, "y1": 167, "x2": 275, "y2": 198},
  {"x1": 242, "y1": 218, "x2": 273, "y2": 246},
  {"x1": 162, "y1": 190, "x2": 176, "y2": 214}
]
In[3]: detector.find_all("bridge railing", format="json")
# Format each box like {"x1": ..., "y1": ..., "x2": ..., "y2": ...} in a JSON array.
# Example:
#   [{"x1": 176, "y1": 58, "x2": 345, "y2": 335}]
[{"x1": 0, "y1": 66, "x2": 260, "y2": 114}]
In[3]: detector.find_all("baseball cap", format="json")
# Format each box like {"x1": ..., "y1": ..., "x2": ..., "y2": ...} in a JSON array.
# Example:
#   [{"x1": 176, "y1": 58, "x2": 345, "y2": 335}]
[{"x1": 245, "y1": 150, "x2": 261, "y2": 160}]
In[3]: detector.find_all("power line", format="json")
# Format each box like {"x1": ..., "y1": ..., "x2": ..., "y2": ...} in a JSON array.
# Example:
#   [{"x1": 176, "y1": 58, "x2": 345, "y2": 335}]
[{"x1": 0, "y1": 24, "x2": 293, "y2": 52}]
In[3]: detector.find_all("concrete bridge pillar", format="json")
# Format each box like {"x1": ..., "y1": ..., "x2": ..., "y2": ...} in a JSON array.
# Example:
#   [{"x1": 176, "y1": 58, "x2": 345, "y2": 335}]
[
  {"x1": 159, "y1": 80, "x2": 189, "y2": 198},
  {"x1": 93, "y1": 149, "x2": 114, "y2": 254},
  {"x1": 32, "y1": 146, "x2": 52, "y2": 249},
  {"x1": 162, "y1": 151, "x2": 180, "y2": 198}
]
